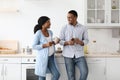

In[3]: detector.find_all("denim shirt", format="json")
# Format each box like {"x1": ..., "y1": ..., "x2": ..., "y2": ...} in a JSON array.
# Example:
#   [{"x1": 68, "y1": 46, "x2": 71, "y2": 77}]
[{"x1": 59, "y1": 23, "x2": 89, "y2": 58}]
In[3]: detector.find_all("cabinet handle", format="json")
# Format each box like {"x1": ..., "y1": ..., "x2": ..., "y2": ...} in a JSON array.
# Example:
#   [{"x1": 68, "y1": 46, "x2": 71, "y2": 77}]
[
  {"x1": 26, "y1": 66, "x2": 35, "y2": 68},
  {"x1": 3, "y1": 59, "x2": 8, "y2": 61},
  {"x1": 5, "y1": 66, "x2": 7, "y2": 76},
  {"x1": 95, "y1": 59, "x2": 101, "y2": 61},
  {"x1": 106, "y1": 15, "x2": 108, "y2": 23},
  {"x1": 104, "y1": 66, "x2": 106, "y2": 75}
]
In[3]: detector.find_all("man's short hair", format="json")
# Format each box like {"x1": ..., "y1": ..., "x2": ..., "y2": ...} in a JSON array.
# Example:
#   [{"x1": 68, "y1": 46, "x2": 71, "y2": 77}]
[{"x1": 68, "y1": 10, "x2": 78, "y2": 17}]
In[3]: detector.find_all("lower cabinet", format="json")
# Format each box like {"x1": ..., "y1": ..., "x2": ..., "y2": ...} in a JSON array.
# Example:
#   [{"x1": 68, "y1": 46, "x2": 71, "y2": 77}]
[
  {"x1": 1, "y1": 56, "x2": 120, "y2": 80},
  {"x1": 3, "y1": 64, "x2": 21, "y2": 80},
  {"x1": 106, "y1": 58, "x2": 120, "y2": 80},
  {"x1": 86, "y1": 58, "x2": 106, "y2": 80},
  {"x1": 57, "y1": 63, "x2": 68, "y2": 80},
  {"x1": 0, "y1": 64, "x2": 3, "y2": 80},
  {"x1": 56, "y1": 57, "x2": 68, "y2": 80},
  {"x1": 56, "y1": 57, "x2": 106, "y2": 80},
  {"x1": 0, "y1": 58, "x2": 21, "y2": 80},
  {"x1": 75, "y1": 58, "x2": 106, "y2": 80}
]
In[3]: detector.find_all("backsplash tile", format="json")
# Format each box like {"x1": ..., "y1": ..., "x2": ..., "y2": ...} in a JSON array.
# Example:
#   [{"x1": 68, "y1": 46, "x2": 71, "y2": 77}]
[{"x1": 87, "y1": 29, "x2": 120, "y2": 54}]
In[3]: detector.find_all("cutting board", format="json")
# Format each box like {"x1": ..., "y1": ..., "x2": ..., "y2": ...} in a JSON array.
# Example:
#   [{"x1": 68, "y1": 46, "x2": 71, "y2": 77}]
[{"x1": 0, "y1": 40, "x2": 18, "y2": 54}]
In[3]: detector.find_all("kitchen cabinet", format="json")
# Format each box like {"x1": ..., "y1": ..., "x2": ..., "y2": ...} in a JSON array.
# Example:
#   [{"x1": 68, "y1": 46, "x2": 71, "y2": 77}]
[
  {"x1": 86, "y1": 58, "x2": 106, "y2": 80},
  {"x1": 75, "y1": 58, "x2": 106, "y2": 80},
  {"x1": 56, "y1": 57, "x2": 84, "y2": 80},
  {"x1": 0, "y1": 58, "x2": 21, "y2": 80},
  {"x1": 85, "y1": 0, "x2": 120, "y2": 28},
  {"x1": 0, "y1": 64, "x2": 3, "y2": 80},
  {"x1": 56, "y1": 57, "x2": 106, "y2": 80},
  {"x1": 57, "y1": 64, "x2": 68, "y2": 80},
  {"x1": 106, "y1": 58, "x2": 120, "y2": 80},
  {"x1": 56, "y1": 57, "x2": 68, "y2": 80}
]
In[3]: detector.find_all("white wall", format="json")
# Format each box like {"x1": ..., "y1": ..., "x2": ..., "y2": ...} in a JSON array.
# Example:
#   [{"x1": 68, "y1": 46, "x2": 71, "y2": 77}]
[
  {"x1": 0, "y1": 0, "x2": 119, "y2": 53},
  {"x1": 0, "y1": 0, "x2": 84, "y2": 52}
]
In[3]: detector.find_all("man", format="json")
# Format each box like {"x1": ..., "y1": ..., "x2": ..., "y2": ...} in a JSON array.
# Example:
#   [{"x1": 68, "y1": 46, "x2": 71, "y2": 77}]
[{"x1": 59, "y1": 10, "x2": 89, "y2": 80}]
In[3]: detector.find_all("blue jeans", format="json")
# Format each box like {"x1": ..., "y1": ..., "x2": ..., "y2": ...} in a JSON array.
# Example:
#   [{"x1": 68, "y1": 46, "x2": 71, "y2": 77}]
[
  {"x1": 39, "y1": 55, "x2": 60, "y2": 80},
  {"x1": 64, "y1": 56, "x2": 88, "y2": 80}
]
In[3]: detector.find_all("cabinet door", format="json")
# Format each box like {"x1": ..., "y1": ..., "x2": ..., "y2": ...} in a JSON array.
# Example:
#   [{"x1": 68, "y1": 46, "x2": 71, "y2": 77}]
[
  {"x1": 106, "y1": 58, "x2": 120, "y2": 80},
  {"x1": 56, "y1": 57, "x2": 68, "y2": 80},
  {"x1": 111, "y1": 0, "x2": 120, "y2": 24},
  {"x1": 87, "y1": 63, "x2": 106, "y2": 80},
  {"x1": 86, "y1": 0, "x2": 106, "y2": 25},
  {"x1": 0, "y1": 64, "x2": 3, "y2": 80},
  {"x1": 86, "y1": 58, "x2": 106, "y2": 80},
  {"x1": 4, "y1": 64, "x2": 21, "y2": 80},
  {"x1": 85, "y1": 0, "x2": 120, "y2": 28},
  {"x1": 57, "y1": 63, "x2": 68, "y2": 80}
]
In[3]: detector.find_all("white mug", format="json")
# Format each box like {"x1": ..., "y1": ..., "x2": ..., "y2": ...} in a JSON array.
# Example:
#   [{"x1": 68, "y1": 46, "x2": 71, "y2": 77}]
[{"x1": 53, "y1": 37, "x2": 60, "y2": 44}]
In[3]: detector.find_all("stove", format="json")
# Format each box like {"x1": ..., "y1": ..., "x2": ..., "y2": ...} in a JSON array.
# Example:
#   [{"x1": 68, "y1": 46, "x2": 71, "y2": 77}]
[{"x1": 21, "y1": 57, "x2": 38, "y2": 80}]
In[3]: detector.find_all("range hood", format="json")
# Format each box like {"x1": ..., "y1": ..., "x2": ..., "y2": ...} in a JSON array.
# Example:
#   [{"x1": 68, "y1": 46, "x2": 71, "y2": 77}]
[{"x1": 0, "y1": 0, "x2": 23, "y2": 12}]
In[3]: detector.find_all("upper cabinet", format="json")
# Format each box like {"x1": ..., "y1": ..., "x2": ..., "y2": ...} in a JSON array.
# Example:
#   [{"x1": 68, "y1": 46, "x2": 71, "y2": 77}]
[
  {"x1": 85, "y1": 0, "x2": 120, "y2": 28},
  {"x1": 111, "y1": 0, "x2": 120, "y2": 23}
]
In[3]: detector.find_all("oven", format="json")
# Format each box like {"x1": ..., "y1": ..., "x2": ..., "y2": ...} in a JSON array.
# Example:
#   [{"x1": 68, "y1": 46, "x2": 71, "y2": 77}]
[{"x1": 21, "y1": 57, "x2": 39, "y2": 80}]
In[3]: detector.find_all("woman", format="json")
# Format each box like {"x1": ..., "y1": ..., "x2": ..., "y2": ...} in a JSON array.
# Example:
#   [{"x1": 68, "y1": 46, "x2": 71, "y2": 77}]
[{"x1": 32, "y1": 16, "x2": 60, "y2": 80}]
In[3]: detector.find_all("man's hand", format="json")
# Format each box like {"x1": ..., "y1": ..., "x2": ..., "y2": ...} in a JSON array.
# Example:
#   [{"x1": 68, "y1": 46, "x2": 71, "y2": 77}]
[
  {"x1": 74, "y1": 38, "x2": 84, "y2": 46},
  {"x1": 64, "y1": 39, "x2": 75, "y2": 46},
  {"x1": 67, "y1": 40, "x2": 75, "y2": 45}
]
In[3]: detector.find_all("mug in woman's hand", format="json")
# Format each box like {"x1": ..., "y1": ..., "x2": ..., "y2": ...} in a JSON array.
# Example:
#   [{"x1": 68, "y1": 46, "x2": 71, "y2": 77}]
[
  {"x1": 49, "y1": 42, "x2": 53, "y2": 46},
  {"x1": 53, "y1": 37, "x2": 60, "y2": 44}
]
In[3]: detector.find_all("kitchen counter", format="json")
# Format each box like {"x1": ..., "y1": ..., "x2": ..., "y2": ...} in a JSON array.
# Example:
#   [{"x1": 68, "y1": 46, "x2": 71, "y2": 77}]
[
  {"x1": 85, "y1": 53, "x2": 120, "y2": 58},
  {"x1": 0, "y1": 53, "x2": 36, "y2": 58},
  {"x1": 0, "y1": 53, "x2": 119, "y2": 80},
  {"x1": 0, "y1": 52, "x2": 120, "y2": 58}
]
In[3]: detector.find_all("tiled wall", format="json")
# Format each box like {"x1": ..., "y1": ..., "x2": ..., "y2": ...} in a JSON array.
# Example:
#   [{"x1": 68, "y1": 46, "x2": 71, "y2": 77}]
[{"x1": 88, "y1": 29, "x2": 120, "y2": 53}]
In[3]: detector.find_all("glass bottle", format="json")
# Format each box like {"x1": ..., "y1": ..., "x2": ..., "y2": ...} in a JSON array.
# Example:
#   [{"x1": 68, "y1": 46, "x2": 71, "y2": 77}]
[{"x1": 112, "y1": 0, "x2": 116, "y2": 9}]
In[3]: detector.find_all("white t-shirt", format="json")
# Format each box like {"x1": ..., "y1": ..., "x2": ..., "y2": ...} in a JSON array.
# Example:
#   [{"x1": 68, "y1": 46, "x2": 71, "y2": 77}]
[{"x1": 45, "y1": 36, "x2": 54, "y2": 56}]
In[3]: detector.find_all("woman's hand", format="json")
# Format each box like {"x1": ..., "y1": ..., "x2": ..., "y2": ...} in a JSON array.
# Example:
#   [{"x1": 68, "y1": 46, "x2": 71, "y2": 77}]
[{"x1": 42, "y1": 42, "x2": 53, "y2": 48}]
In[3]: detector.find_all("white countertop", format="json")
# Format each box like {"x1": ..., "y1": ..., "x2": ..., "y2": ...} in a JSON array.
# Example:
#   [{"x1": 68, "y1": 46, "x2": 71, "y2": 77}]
[
  {"x1": 0, "y1": 53, "x2": 36, "y2": 58},
  {"x1": 0, "y1": 52, "x2": 120, "y2": 58},
  {"x1": 85, "y1": 53, "x2": 120, "y2": 58}
]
